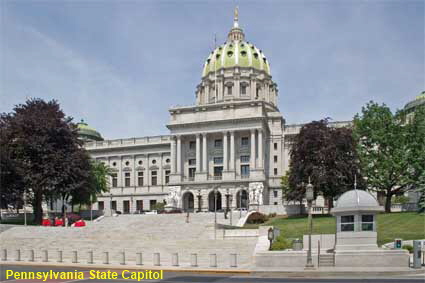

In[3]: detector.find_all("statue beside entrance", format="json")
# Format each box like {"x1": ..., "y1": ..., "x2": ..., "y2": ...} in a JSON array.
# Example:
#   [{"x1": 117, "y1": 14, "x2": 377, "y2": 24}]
[
  {"x1": 165, "y1": 186, "x2": 182, "y2": 211},
  {"x1": 248, "y1": 182, "x2": 264, "y2": 211}
]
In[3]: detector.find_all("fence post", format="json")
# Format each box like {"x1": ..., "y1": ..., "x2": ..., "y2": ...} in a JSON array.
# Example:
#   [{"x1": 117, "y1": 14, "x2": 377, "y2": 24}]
[
  {"x1": 29, "y1": 250, "x2": 34, "y2": 262},
  {"x1": 172, "y1": 253, "x2": 179, "y2": 266},
  {"x1": 120, "y1": 251, "x2": 125, "y2": 265},
  {"x1": 191, "y1": 253, "x2": 198, "y2": 267},
  {"x1": 72, "y1": 251, "x2": 78, "y2": 263},
  {"x1": 42, "y1": 250, "x2": 48, "y2": 262},
  {"x1": 1, "y1": 249, "x2": 7, "y2": 261},
  {"x1": 15, "y1": 250, "x2": 21, "y2": 261},
  {"x1": 210, "y1": 254, "x2": 217, "y2": 267},
  {"x1": 230, "y1": 253, "x2": 237, "y2": 267},
  {"x1": 57, "y1": 250, "x2": 63, "y2": 263},
  {"x1": 103, "y1": 252, "x2": 109, "y2": 264},
  {"x1": 136, "y1": 252, "x2": 143, "y2": 266},
  {"x1": 153, "y1": 253, "x2": 160, "y2": 266},
  {"x1": 88, "y1": 251, "x2": 93, "y2": 264}
]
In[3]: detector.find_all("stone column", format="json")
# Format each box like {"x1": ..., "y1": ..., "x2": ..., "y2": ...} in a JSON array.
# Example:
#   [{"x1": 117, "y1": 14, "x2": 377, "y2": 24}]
[
  {"x1": 171, "y1": 137, "x2": 176, "y2": 173},
  {"x1": 196, "y1": 134, "x2": 201, "y2": 172},
  {"x1": 229, "y1": 131, "x2": 235, "y2": 171},
  {"x1": 176, "y1": 135, "x2": 182, "y2": 175},
  {"x1": 250, "y1": 129, "x2": 256, "y2": 169},
  {"x1": 202, "y1": 133, "x2": 208, "y2": 173},
  {"x1": 258, "y1": 129, "x2": 263, "y2": 168},
  {"x1": 223, "y1": 132, "x2": 228, "y2": 171}
]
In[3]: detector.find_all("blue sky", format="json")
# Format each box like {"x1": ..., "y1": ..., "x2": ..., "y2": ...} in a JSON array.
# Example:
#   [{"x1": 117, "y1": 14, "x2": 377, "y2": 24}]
[{"x1": 1, "y1": 0, "x2": 423, "y2": 139}]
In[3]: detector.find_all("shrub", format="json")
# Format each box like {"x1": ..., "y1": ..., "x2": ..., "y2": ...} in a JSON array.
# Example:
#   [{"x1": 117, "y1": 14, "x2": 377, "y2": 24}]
[
  {"x1": 246, "y1": 212, "x2": 268, "y2": 224},
  {"x1": 268, "y1": 213, "x2": 277, "y2": 218},
  {"x1": 270, "y1": 235, "x2": 292, "y2": 250},
  {"x1": 402, "y1": 244, "x2": 413, "y2": 253},
  {"x1": 152, "y1": 202, "x2": 165, "y2": 211}
]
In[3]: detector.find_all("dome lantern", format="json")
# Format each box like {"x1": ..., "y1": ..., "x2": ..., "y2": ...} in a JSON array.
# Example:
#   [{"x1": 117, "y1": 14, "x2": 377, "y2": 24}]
[{"x1": 76, "y1": 119, "x2": 103, "y2": 142}]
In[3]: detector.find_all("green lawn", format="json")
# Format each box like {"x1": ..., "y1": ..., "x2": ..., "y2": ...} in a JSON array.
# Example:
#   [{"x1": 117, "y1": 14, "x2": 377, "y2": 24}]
[{"x1": 246, "y1": 212, "x2": 425, "y2": 247}]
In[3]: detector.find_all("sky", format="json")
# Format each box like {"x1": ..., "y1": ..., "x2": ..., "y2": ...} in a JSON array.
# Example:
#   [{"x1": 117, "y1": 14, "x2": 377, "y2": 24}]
[{"x1": 1, "y1": 0, "x2": 424, "y2": 139}]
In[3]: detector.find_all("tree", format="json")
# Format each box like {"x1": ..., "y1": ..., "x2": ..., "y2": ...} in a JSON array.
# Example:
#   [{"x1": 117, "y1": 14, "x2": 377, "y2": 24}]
[
  {"x1": 0, "y1": 98, "x2": 91, "y2": 224},
  {"x1": 288, "y1": 119, "x2": 362, "y2": 211},
  {"x1": 281, "y1": 171, "x2": 304, "y2": 214},
  {"x1": 353, "y1": 102, "x2": 425, "y2": 212}
]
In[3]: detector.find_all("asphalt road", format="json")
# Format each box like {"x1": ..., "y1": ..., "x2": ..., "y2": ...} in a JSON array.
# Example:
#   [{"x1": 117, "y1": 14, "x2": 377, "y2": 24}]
[{"x1": 0, "y1": 265, "x2": 424, "y2": 283}]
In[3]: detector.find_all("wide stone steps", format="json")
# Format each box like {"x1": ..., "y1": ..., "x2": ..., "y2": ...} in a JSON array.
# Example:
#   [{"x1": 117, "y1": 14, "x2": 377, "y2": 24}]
[{"x1": 318, "y1": 254, "x2": 335, "y2": 267}]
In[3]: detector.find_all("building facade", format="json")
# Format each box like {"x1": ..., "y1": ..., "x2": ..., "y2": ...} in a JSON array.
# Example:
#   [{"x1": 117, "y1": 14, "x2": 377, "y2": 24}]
[{"x1": 86, "y1": 10, "x2": 350, "y2": 213}]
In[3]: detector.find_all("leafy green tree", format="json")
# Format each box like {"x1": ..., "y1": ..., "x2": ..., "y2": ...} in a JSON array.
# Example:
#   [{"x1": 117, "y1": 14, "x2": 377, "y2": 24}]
[
  {"x1": 353, "y1": 102, "x2": 425, "y2": 212},
  {"x1": 281, "y1": 171, "x2": 304, "y2": 214},
  {"x1": 0, "y1": 98, "x2": 90, "y2": 224}
]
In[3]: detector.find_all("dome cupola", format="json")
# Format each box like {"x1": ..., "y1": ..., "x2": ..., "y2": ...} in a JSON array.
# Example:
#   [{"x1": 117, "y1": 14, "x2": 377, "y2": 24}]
[{"x1": 76, "y1": 119, "x2": 103, "y2": 142}]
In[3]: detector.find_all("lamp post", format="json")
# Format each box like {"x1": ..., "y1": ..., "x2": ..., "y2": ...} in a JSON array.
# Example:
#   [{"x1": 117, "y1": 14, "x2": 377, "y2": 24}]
[
  {"x1": 267, "y1": 227, "x2": 274, "y2": 250},
  {"x1": 305, "y1": 179, "x2": 315, "y2": 269},
  {"x1": 214, "y1": 188, "x2": 218, "y2": 240},
  {"x1": 109, "y1": 193, "x2": 113, "y2": 216},
  {"x1": 229, "y1": 194, "x2": 233, "y2": 226},
  {"x1": 225, "y1": 188, "x2": 230, "y2": 220},
  {"x1": 23, "y1": 191, "x2": 27, "y2": 226},
  {"x1": 197, "y1": 189, "x2": 201, "y2": 212}
]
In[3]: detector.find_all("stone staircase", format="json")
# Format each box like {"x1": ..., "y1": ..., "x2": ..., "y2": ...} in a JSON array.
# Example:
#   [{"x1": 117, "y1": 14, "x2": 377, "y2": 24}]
[
  {"x1": 0, "y1": 212, "x2": 256, "y2": 268},
  {"x1": 318, "y1": 253, "x2": 335, "y2": 267}
]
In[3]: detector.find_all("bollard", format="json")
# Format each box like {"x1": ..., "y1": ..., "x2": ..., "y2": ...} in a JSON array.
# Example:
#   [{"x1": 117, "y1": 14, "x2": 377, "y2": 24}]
[
  {"x1": 120, "y1": 251, "x2": 126, "y2": 265},
  {"x1": 209, "y1": 254, "x2": 217, "y2": 267},
  {"x1": 57, "y1": 251, "x2": 63, "y2": 263},
  {"x1": 1, "y1": 249, "x2": 7, "y2": 261},
  {"x1": 103, "y1": 252, "x2": 109, "y2": 264},
  {"x1": 72, "y1": 251, "x2": 78, "y2": 263},
  {"x1": 153, "y1": 253, "x2": 160, "y2": 266},
  {"x1": 191, "y1": 253, "x2": 198, "y2": 267},
  {"x1": 29, "y1": 250, "x2": 34, "y2": 262},
  {"x1": 230, "y1": 253, "x2": 237, "y2": 267},
  {"x1": 15, "y1": 250, "x2": 21, "y2": 261},
  {"x1": 42, "y1": 250, "x2": 48, "y2": 262},
  {"x1": 172, "y1": 253, "x2": 179, "y2": 266},
  {"x1": 87, "y1": 251, "x2": 93, "y2": 264},
  {"x1": 136, "y1": 252, "x2": 143, "y2": 266}
]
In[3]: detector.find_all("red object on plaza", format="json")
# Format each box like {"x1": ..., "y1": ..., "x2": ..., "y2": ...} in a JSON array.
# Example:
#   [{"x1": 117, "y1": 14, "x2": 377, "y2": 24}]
[
  {"x1": 74, "y1": 219, "x2": 86, "y2": 227},
  {"x1": 54, "y1": 218, "x2": 64, "y2": 226},
  {"x1": 41, "y1": 219, "x2": 51, "y2": 226}
]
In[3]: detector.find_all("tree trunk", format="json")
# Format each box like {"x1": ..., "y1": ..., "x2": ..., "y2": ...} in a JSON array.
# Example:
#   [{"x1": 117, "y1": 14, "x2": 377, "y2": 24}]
[
  {"x1": 33, "y1": 190, "x2": 43, "y2": 225},
  {"x1": 327, "y1": 197, "x2": 333, "y2": 214},
  {"x1": 299, "y1": 199, "x2": 303, "y2": 215},
  {"x1": 385, "y1": 191, "x2": 392, "y2": 213}
]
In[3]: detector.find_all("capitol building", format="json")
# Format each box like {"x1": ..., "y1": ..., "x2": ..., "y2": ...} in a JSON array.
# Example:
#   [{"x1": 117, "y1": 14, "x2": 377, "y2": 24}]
[{"x1": 80, "y1": 10, "x2": 402, "y2": 214}]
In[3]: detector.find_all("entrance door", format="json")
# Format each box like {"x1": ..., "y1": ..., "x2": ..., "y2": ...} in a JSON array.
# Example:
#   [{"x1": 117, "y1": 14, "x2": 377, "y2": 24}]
[
  {"x1": 183, "y1": 192, "x2": 195, "y2": 212},
  {"x1": 123, "y1": 200, "x2": 130, "y2": 214},
  {"x1": 208, "y1": 190, "x2": 222, "y2": 211},
  {"x1": 236, "y1": 190, "x2": 248, "y2": 209}
]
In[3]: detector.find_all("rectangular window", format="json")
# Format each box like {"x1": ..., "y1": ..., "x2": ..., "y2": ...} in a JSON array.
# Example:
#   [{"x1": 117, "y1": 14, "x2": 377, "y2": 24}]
[
  {"x1": 240, "y1": 155, "x2": 250, "y2": 163},
  {"x1": 341, "y1": 215, "x2": 355, "y2": 232},
  {"x1": 214, "y1": 139, "x2": 222, "y2": 148},
  {"x1": 274, "y1": 168, "x2": 278, "y2": 175},
  {"x1": 274, "y1": 155, "x2": 278, "y2": 163},
  {"x1": 227, "y1": 86, "x2": 232, "y2": 95},
  {"x1": 274, "y1": 143, "x2": 278, "y2": 150},
  {"x1": 138, "y1": 171, "x2": 144, "y2": 186},
  {"x1": 214, "y1": 166, "x2": 223, "y2": 177},
  {"x1": 361, "y1": 214, "x2": 374, "y2": 231},
  {"x1": 165, "y1": 170, "x2": 170, "y2": 184},
  {"x1": 188, "y1": 167, "x2": 196, "y2": 178},
  {"x1": 273, "y1": 190, "x2": 278, "y2": 198},
  {"x1": 150, "y1": 200, "x2": 157, "y2": 210},
  {"x1": 123, "y1": 200, "x2": 130, "y2": 214},
  {"x1": 213, "y1": 157, "x2": 223, "y2": 164},
  {"x1": 151, "y1": 171, "x2": 157, "y2": 186},
  {"x1": 136, "y1": 200, "x2": 143, "y2": 212},
  {"x1": 111, "y1": 173, "x2": 118, "y2": 188},
  {"x1": 274, "y1": 202, "x2": 278, "y2": 205},
  {"x1": 241, "y1": 85, "x2": 247, "y2": 95},
  {"x1": 241, "y1": 165, "x2": 250, "y2": 177},
  {"x1": 241, "y1": 137, "x2": 249, "y2": 147},
  {"x1": 111, "y1": 201, "x2": 117, "y2": 211},
  {"x1": 125, "y1": 172, "x2": 131, "y2": 187},
  {"x1": 188, "y1": 159, "x2": 196, "y2": 166},
  {"x1": 98, "y1": 201, "x2": 104, "y2": 211},
  {"x1": 189, "y1": 141, "x2": 196, "y2": 150}
]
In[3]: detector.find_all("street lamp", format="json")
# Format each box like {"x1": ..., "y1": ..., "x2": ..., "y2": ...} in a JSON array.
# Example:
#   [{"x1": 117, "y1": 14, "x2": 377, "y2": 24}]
[
  {"x1": 109, "y1": 193, "x2": 113, "y2": 216},
  {"x1": 305, "y1": 179, "x2": 315, "y2": 269},
  {"x1": 23, "y1": 191, "x2": 27, "y2": 226},
  {"x1": 214, "y1": 188, "x2": 218, "y2": 240},
  {"x1": 267, "y1": 227, "x2": 274, "y2": 250},
  {"x1": 197, "y1": 189, "x2": 201, "y2": 212},
  {"x1": 229, "y1": 194, "x2": 233, "y2": 226}
]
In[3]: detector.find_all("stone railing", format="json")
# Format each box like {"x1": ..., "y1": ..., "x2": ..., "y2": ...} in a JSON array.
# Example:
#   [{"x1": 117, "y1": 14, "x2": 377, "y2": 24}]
[{"x1": 85, "y1": 135, "x2": 172, "y2": 149}]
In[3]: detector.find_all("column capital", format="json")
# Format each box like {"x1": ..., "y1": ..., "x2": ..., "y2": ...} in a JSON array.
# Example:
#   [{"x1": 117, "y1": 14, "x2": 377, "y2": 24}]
[{"x1": 250, "y1": 129, "x2": 256, "y2": 134}]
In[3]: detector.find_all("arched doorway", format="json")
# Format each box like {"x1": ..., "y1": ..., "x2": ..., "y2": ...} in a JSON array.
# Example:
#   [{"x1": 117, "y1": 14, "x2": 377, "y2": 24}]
[
  {"x1": 182, "y1": 192, "x2": 194, "y2": 212},
  {"x1": 236, "y1": 190, "x2": 248, "y2": 209},
  {"x1": 208, "y1": 190, "x2": 222, "y2": 211}
]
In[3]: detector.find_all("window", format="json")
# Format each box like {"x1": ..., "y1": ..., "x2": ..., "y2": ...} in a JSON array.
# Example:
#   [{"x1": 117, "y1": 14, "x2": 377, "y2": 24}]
[
  {"x1": 274, "y1": 202, "x2": 278, "y2": 205},
  {"x1": 111, "y1": 173, "x2": 118, "y2": 188},
  {"x1": 123, "y1": 200, "x2": 130, "y2": 214},
  {"x1": 138, "y1": 160, "x2": 143, "y2": 165},
  {"x1": 274, "y1": 155, "x2": 278, "y2": 163},
  {"x1": 241, "y1": 137, "x2": 249, "y2": 147},
  {"x1": 165, "y1": 170, "x2": 170, "y2": 184},
  {"x1": 125, "y1": 172, "x2": 131, "y2": 187},
  {"x1": 240, "y1": 155, "x2": 250, "y2": 163},
  {"x1": 361, "y1": 214, "x2": 374, "y2": 231},
  {"x1": 137, "y1": 171, "x2": 144, "y2": 186},
  {"x1": 240, "y1": 84, "x2": 247, "y2": 95},
  {"x1": 111, "y1": 201, "x2": 117, "y2": 211},
  {"x1": 274, "y1": 143, "x2": 278, "y2": 150},
  {"x1": 152, "y1": 159, "x2": 156, "y2": 164},
  {"x1": 188, "y1": 159, "x2": 196, "y2": 166},
  {"x1": 189, "y1": 141, "x2": 196, "y2": 150},
  {"x1": 150, "y1": 200, "x2": 157, "y2": 210},
  {"x1": 166, "y1": 158, "x2": 170, "y2": 163},
  {"x1": 273, "y1": 190, "x2": 278, "y2": 198},
  {"x1": 112, "y1": 162, "x2": 117, "y2": 167},
  {"x1": 227, "y1": 86, "x2": 232, "y2": 95},
  {"x1": 188, "y1": 167, "x2": 196, "y2": 178},
  {"x1": 341, "y1": 215, "x2": 355, "y2": 232},
  {"x1": 241, "y1": 165, "x2": 250, "y2": 177},
  {"x1": 98, "y1": 201, "x2": 104, "y2": 211},
  {"x1": 125, "y1": 161, "x2": 130, "y2": 166},
  {"x1": 136, "y1": 200, "x2": 143, "y2": 212},
  {"x1": 151, "y1": 171, "x2": 157, "y2": 186},
  {"x1": 214, "y1": 139, "x2": 222, "y2": 148},
  {"x1": 274, "y1": 168, "x2": 278, "y2": 175},
  {"x1": 214, "y1": 166, "x2": 223, "y2": 177},
  {"x1": 213, "y1": 157, "x2": 223, "y2": 164}
]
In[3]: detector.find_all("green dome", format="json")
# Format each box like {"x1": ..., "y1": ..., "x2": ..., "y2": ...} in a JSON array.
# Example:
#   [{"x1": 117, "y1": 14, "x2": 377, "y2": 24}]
[
  {"x1": 76, "y1": 120, "x2": 103, "y2": 141},
  {"x1": 202, "y1": 41, "x2": 271, "y2": 77},
  {"x1": 404, "y1": 91, "x2": 425, "y2": 112}
]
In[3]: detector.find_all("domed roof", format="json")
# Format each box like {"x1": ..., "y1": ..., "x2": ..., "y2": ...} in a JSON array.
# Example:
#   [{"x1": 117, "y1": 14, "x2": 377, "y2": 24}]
[
  {"x1": 76, "y1": 120, "x2": 103, "y2": 141},
  {"x1": 332, "y1": 189, "x2": 383, "y2": 214},
  {"x1": 201, "y1": 7, "x2": 271, "y2": 78},
  {"x1": 404, "y1": 91, "x2": 425, "y2": 112}
]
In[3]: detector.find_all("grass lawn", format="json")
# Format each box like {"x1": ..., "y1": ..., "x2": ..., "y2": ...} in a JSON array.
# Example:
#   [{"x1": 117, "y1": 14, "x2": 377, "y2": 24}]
[{"x1": 246, "y1": 212, "x2": 425, "y2": 248}]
